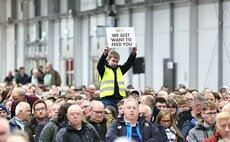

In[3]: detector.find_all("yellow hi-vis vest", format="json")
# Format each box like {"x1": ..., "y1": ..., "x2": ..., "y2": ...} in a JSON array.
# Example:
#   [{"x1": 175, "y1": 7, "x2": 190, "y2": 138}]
[{"x1": 99, "y1": 66, "x2": 126, "y2": 98}]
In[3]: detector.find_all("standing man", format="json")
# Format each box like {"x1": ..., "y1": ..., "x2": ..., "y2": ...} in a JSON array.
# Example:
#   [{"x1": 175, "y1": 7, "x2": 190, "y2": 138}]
[
  {"x1": 44, "y1": 63, "x2": 61, "y2": 87},
  {"x1": 56, "y1": 104, "x2": 100, "y2": 142},
  {"x1": 97, "y1": 45, "x2": 137, "y2": 109},
  {"x1": 15, "y1": 67, "x2": 30, "y2": 85}
]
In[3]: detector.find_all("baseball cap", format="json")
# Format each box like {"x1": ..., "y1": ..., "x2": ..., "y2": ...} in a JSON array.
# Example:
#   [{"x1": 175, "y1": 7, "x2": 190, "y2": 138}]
[
  {"x1": 0, "y1": 104, "x2": 8, "y2": 113},
  {"x1": 128, "y1": 90, "x2": 141, "y2": 97}
]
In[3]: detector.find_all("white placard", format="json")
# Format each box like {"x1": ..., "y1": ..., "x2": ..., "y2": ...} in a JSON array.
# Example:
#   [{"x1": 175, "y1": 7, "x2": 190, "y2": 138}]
[{"x1": 106, "y1": 27, "x2": 136, "y2": 48}]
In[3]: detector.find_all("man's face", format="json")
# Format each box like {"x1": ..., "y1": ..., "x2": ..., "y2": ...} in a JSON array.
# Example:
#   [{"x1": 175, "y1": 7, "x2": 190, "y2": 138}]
[
  {"x1": 138, "y1": 106, "x2": 147, "y2": 117},
  {"x1": 11, "y1": 92, "x2": 24, "y2": 103},
  {"x1": 67, "y1": 107, "x2": 83, "y2": 127},
  {"x1": 46, "y1": 65, "x2": 51, "y2": 72},
  {"x1": 216, "y1": 118, "x2": 230, "y2": 139},
  {"x1": 80, "y1": 101, "x2": 91, "y2": 116},
  {"x1": 179, "y1": 104, "x2": 189, "y2": 113},
  {"x1": 123, "y1": 101, "x2": 139, "y2": 122},
  {"x1": 0, "y1": 110, "x2": 8, "y2": 119},
  {"x1": 202, "y1": 109, "x2": 217, "y2": 126},
  {"x1": 185, "y1": 94, "x2": 194, "y2": 108},
  {"x1": 48, "y1": 104, "x2": 60, "y2": 118},
  {"x1": 21, "y1": 105, "x2": 31, "y2": 121},
  {"x1": 34, "y1": 103, "x2": 47, "y2": 120},
  {"x1": 90, "y1": 103, "x2": 104, "y2": 123},
  {"x1": 156, "y1": 102, "x2": 167, "y2": 111},
  {"x1": 107, "y1": 57, "x2": 119, "y2": 68}
]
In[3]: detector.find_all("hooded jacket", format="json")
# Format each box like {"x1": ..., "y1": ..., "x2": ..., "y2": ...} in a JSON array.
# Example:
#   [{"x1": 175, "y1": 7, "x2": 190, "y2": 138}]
[{"x1": 187, "y1": 120, "x2": 215, "y2": 142}]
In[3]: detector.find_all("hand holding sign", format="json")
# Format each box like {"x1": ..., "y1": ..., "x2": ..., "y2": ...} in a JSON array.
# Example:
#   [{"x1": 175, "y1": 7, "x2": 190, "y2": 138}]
[
  {"x1": 104, "y1": 44, "x2": 111, "y2": 56},
  {"x1": 131, "y1": 45, "x2": 137, "y2": 55},
  {"x1": 106, "y1": 27, "x2": 136, "y2": 48}
]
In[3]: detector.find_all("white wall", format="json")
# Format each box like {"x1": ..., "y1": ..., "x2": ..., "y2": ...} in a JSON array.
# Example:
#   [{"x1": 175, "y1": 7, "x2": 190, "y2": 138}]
[
  {"x1": 223, "y1": 1, "x2": 230, "y2": 86},
  {"x1": 174, "y1": 4, "x2": 189, "y2": 87},
  {"x1": 153, "y1": 5, "x2": 170, "y2": 91},
  {"x1": 198, "y1": 2, "x2": 218, "y2": 91}
]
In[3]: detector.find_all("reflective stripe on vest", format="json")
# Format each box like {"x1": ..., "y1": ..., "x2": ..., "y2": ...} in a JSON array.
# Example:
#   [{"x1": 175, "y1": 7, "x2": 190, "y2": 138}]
[{"x1": 99, "y1": 66, "x2": 126, "y2": 98}]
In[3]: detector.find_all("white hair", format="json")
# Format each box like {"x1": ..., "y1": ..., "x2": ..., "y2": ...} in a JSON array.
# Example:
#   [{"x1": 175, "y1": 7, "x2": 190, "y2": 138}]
[
  {"x1": 15, "y1": 102, "x2": 30, "y2": 116},
  {"x1": 222, "y1": 104, "x2": 230, "y2": 112}
]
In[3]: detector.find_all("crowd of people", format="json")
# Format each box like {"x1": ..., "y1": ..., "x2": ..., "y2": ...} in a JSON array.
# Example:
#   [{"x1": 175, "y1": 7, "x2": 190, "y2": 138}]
[{"x1": 0, "y1": 46, "x2": 230, "y2": 142}]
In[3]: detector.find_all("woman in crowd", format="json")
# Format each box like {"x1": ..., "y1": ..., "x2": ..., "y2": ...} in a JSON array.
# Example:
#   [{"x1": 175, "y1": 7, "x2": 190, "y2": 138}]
[{"x1": 155, "y1": 109, "x2": 185, "y2": 142}]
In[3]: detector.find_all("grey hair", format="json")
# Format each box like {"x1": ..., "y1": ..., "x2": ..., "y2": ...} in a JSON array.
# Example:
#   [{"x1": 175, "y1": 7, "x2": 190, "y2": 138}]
[
  {"x1": 15, "y1": 102, "x2": 30, "y2": 116},
  {"x1": 124, "y1": 98, "x2": 139, "y2": 108},
  {"x1": 12, "y1": 87, "x2": 26, "y2": 96},
  {"x1": 90, "y1": 100, "x2": 104, "y2": 109},
  {"x1": 192, "y1": 95, "x2": 206, "y2": 106}
]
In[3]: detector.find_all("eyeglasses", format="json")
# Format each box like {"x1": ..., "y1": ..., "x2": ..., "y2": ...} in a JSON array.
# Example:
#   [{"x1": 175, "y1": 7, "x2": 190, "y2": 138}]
[
  {"x1": 160, "y1": 120, "x2": 171, "y2": 124},
  {"x1": 179, "y1": 105, "x2": 188, "y2": 108},
  {"x1": 91, "y1": 109, "x2": 104, "y2": 115},
  {"x1": 204, "y1": 112, "x2": 217, "y2": 116},
  {"x1": 68, "y1": 112, "x2": 82, "y2": 117},
  {"x1": 35, "y1": 107, "x2": 46, "y2": 112}
]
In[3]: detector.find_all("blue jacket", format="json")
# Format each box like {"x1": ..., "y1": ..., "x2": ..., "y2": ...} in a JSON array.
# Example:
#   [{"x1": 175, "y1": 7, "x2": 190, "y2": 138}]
[{"x1": 181, "y1": 118, "x2": 196, "y2": 139}]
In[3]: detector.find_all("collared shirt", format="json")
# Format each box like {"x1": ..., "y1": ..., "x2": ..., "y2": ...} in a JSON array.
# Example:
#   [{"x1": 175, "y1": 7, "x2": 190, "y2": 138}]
[{"x1": 15, "y1": 117, "x2": 26, "y2": 131}]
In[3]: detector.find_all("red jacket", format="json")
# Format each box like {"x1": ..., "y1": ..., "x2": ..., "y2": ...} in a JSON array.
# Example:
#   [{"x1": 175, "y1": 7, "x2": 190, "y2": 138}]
[{"x1": 202, "y1": 133, "x2": 219, "y2": 142}]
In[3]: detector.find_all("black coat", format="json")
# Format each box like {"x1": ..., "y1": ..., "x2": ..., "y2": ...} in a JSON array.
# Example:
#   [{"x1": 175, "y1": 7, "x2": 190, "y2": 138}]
[
  {"x1": 106, "y1": 116, "x2": 165, "y2": 142},
  {"x1": 56, "y1": 122, "x2": 100, "y2": 142}
]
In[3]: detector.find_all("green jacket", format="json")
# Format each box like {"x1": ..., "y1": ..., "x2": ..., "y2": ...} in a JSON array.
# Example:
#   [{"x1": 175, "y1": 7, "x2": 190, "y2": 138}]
[{"x1": 39, "y1": 117, "x2": 59, "y2": 142}]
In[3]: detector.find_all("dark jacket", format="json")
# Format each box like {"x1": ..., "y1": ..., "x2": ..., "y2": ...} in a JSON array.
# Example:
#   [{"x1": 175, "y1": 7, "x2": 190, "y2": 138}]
[
  {"x1": 24, "y1": 116, "x2": 49, "y2": 142},
  {"x1": 156, "y1": 124, "x2": 185, "y2": 142},
  {"x1": 178, "y1": 109, "x2": 194, "y2": 130},
  {"x1": 181, "y1": 118, "x2": 196, "y2": 139},
  {"x1": 106, "y1": 116, "x2": 164, "y2": 142},
  {"x1": 11, "y1": 95, "x2": 39, "y2": 118},
  {"x1": 56, "y1": 122, "x2": 100, "y2": 142},
  {"x1": 151, "y1": 106, "x2": 160, "y2": 122},
  {"x1": 83, "y1": 115, "x2": 114, "y2": 141},
  {"x1": 97, "y1": 52, "x2": 136, "y2": 99},
  {"x1": 15, "y1": 74, "x2": 30, "y2": 85}
]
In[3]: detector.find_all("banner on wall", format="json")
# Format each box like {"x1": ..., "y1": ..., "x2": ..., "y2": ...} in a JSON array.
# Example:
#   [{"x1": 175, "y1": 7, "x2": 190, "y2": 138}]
[{"x1": 106, "y1": 27, "x2": 136, "y2": 48}]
